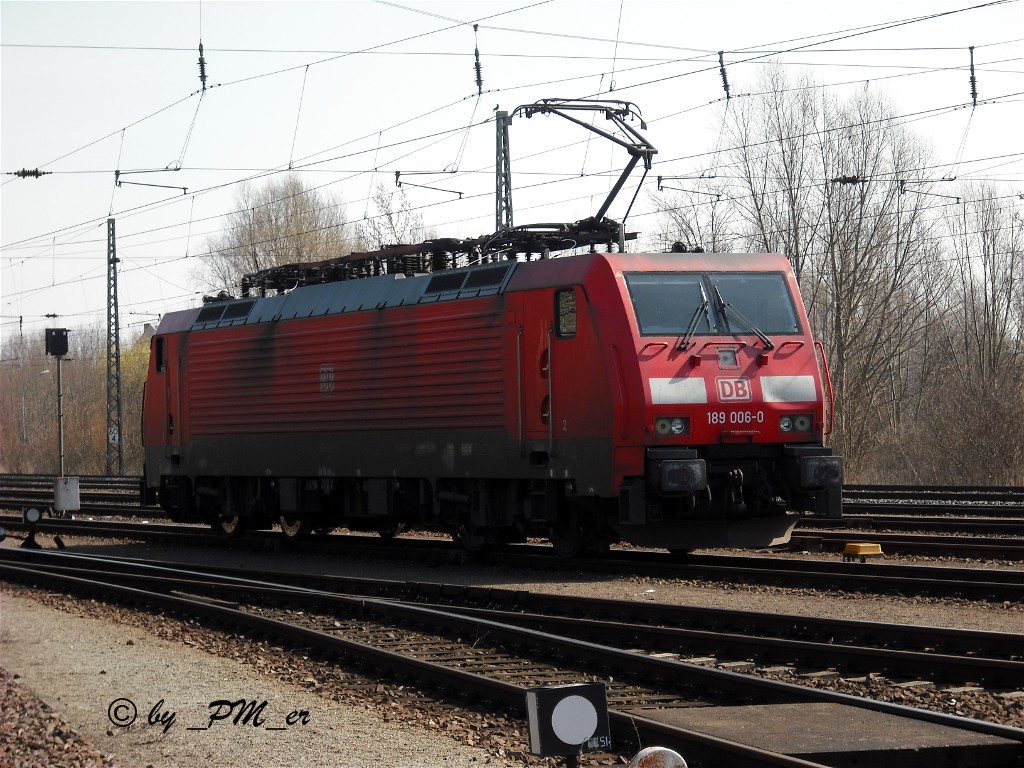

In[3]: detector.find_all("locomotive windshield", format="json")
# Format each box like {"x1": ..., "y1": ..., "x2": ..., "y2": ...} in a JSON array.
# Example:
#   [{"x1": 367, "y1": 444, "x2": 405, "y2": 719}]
[
  {"x1": 626, "y1": 274, "x2": 712, "y2": 335},
  {"x1": 626, "y1": 272, "x2": 801, "y2": 337}
]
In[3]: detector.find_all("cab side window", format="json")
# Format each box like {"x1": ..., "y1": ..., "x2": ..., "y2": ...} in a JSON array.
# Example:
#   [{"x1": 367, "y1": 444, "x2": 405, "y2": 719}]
[
  {"x1": 155, "y1": 337, "x2": 167, "y2": 372},
  {"x1": 555, "y1": 288, "x2": 576, "y2": 339}
]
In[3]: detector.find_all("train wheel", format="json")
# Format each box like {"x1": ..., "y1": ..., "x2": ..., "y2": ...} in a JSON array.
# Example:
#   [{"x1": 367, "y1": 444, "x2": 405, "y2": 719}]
[
  {"x1": 548, "y1": 520, "x2": 585, "y2": 558},
  {"x1": 216, "y1": 514, "x2": 245, "y2": 537},
  {"x1": 549, "y1": 505, "x2": 606, "y2": 558},
  {"x1": 453, "y1": 519, "x2": 488, "y2": 553},
  {"x1": 279, "y1": 514, "x2": 308, "y2": 541},
  {"x1": 377, "y1": 522, "x2": 406, "y2": 539}
]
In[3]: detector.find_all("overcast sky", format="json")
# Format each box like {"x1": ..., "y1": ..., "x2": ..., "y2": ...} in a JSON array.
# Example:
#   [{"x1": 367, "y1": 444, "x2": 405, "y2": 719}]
[{"x1": 2, "y1": 0, "x2": 1022, "y2": 349}]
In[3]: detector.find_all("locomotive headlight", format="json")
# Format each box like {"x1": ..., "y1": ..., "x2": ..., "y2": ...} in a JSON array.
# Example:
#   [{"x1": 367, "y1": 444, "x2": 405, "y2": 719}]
[
  {"x1": 655, "y1": 417, "x2": 689, "y2": 436},
  {"x1": 780, "y1": 414, "x2": 813, "y2": 433}
]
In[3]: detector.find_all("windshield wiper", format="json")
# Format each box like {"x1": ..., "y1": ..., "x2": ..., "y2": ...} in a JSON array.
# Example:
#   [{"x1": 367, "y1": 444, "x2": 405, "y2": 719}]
[
  {"x1": 711, "y1": 284, "x2": 775, "y2": 351},
  {"x1": 677, "y1": 284, "x2": 710, "y2": 350}
]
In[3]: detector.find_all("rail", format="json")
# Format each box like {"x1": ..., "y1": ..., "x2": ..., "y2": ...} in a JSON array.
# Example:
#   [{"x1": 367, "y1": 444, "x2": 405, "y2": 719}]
[{"x1": 2, "y1": 548, "x2": 1021, "y2": 767}]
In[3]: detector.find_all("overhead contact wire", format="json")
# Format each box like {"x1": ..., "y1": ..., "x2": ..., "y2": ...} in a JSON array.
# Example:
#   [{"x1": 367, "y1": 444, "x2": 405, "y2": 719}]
[{"x1": 289, "y1": 65, "x2": 310, "y2": 170}]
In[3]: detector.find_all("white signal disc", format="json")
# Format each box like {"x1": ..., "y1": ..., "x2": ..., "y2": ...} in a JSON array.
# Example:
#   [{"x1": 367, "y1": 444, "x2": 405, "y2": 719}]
[{"x1": 551, "y1": 694, "x2": 598, "y2": 745}]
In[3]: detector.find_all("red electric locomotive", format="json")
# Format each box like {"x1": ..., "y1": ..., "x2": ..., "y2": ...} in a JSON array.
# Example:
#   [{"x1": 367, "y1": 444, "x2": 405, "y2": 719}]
[
  {"x1": 142, "y1": 99, "x2": 841, "y2": 554},
  {"x1": 141, "y1": 222, "x2": 842, "y2": 555}
]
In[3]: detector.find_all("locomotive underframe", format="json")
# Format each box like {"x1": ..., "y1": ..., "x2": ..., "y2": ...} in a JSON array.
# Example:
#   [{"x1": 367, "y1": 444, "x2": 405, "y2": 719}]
[
  {"x1": 614, "y1": 443, "x2": 841, "y2": 549},
  {"x1": 144, "y1": 429, "x2": 839, "y2": 552}
]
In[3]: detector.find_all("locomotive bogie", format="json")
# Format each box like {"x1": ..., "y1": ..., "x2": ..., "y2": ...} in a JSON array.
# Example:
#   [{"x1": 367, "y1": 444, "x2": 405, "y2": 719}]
[{"x1": 142, "y1": 249, "x2": 841, "y2": 553}]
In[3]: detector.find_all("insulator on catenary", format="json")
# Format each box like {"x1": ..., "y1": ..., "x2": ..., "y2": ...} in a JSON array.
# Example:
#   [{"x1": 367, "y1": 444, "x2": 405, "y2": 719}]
[
  {"x1": 473, "y1": 24, "x2": 483, "y2": 96},
  {"x1": 198, "y1": 41, "x2": 208, "y2": 92},
  {"x1": 718, "y1": 51, "x2": 730, "y2": 100},
  {"x1": 968, "y1": 45, "x2": 977, "y2": 107},
  {"x1": 10, "y1": 168, "x2": 51, "y2": 178}
]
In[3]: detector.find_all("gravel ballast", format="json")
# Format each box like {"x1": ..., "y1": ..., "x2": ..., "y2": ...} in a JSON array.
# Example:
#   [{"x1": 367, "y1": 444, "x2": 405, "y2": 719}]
[
  {"x1": 1, "y1": 591, "x2": 519, "y2": 767},
  {"x1": 1, "y1": 536, "x2": 1022, "y2": 767}
]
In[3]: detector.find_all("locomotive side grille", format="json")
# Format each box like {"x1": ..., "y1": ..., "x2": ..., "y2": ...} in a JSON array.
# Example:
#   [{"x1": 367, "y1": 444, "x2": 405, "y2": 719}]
[{"x1": 185, "y1": 302, "x2": 506, "y2": 435}]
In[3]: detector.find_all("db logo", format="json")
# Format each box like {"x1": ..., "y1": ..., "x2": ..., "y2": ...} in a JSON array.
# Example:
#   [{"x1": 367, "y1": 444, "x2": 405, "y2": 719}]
[{"x1": 716, "y1": 377, "x2": 751, "y2": 402}]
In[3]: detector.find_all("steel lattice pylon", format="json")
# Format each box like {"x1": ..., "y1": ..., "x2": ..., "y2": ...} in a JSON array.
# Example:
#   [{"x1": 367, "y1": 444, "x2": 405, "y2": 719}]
[
  {"x1": 495, "y1": 110, "x2": 513, "y2": 233},
  {"x1": 106, "y1": 218, "x2": 124, "y2": 475}
]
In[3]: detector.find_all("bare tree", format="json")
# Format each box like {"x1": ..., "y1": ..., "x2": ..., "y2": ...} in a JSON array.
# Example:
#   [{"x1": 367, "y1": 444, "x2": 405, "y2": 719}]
[
  {"x1": 356, "y1": 184, "x2": 426, "y2": 250},
  {"x1": 114, "y1": 331, "x2": 153, "y2": 473},
  {"x1": 650, "y1": 184, "x2": 737, "y2": 253},
  {"x1": 914, "y1": 186, "x2": 1024, "y2": 483},
  {"x1": 943, "y1": 185, "x2": 1024, "y2": 378},
  {"x1": 201, "y1": 174, "x2": 351, "y2": 294},
  {"x1": 0, "y1": 325, "x2": 159, "y2": 476},
  {"x1": 659, "y1": 66, "x2": 952, "y2": 478},
  {"x1": 810, "y1": 89, "x2": 937, "y2": 469},
  {"x1": 0, "y1": 335, "x2": 54, "y2": 473},
  {"x1": 728, "y1": 66, "x2": 826, "y2": 286},
  {"x1": 716, "y1": 71, "x2": 940, "y2": 471}
]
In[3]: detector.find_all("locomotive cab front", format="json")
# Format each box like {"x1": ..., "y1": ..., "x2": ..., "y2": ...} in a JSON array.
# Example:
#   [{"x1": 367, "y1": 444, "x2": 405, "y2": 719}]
[{"x1": 606, "y1": 252, "x2": 842, "y2": 549}]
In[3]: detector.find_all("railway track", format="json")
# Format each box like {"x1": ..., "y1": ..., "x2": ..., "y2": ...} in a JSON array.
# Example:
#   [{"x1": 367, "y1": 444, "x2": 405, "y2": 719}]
[
  {"x1": 1, "y1": 474, "x2": 1022, "y2": 560},
  {"x1": 1, "y1": 547, "x2": 1022, "y2": 768},
  {"x1": 0, "y1": 474, "x2": 143, "y2": 511},
  {"x1": 9, "y1": 475, "x2": 1024, "y2": 497},
  {"x1": 788, "y1": 529, "x2": 1024, "y2": 559},
  {"x1": 844, "y1": 485, "x2": 1024, "y2": 504},
  {"x1": 4, "y1": 475, "x2": 1024, "y2": 515},
  {"x1": 2, "y1": 514, "x2": 1023, "y2": 601},
  {"x1": 7, "y1": 547, "x2": 1021, "y2": 688}
]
